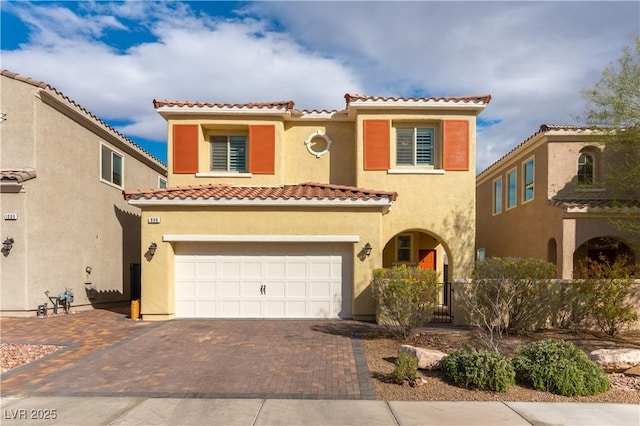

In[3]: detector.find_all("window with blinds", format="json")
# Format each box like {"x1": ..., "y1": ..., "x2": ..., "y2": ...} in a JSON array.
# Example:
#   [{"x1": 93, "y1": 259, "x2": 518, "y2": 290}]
[
  {"x1": 396, "y1": 127, "x2": 435, "y2": 166},
  {"x1": 210, "y1": 135, "x2": 247, "y2": 172}
]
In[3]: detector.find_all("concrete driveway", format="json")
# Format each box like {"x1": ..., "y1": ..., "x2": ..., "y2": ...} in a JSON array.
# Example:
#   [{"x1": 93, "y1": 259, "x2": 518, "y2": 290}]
[{"x1": 1, "y1": 309, "x2": 375, "y2": 399}]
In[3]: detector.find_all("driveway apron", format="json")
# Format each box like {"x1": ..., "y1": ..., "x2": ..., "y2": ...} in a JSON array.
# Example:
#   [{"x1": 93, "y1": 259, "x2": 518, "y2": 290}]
[{"x1": 1, "y1": 310, "x2": 374, "y2": 400}]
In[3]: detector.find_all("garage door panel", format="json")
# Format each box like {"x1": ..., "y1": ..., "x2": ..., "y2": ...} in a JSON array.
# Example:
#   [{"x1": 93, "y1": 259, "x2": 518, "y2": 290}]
[
  {"x1": 195, "y1": 281, "x2": 216, "y2": 298},
  {"x1": 241, "y1": 261, "x2": 262, "y2": 278},
  {"x1": 196, "y1": 300, "x2": 216, "y2": 317},
  {"x1": 221, "y1": 261, "x2": 241, "y2": 277},
  {"x1": 286, "y1": 281, "x2": 306, "y2": 298},
  {"x1": 175, "y1": 243, "x2": 352, "y2": 319}
]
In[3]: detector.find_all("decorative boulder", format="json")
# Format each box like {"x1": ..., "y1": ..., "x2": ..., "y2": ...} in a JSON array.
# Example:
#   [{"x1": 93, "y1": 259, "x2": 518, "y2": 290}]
[
  {"x1": 590, "y1": 348, "x2": 640, "y2": 372},
  {"x1": 399, "y1": 345, "x2": 447, "y2": 370}
]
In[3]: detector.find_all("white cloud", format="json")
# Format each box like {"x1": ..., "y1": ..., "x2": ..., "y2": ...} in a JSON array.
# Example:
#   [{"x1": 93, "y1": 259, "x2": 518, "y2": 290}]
[{"x1": 2, "y1": 1, "x2": 638, "y2": 171}]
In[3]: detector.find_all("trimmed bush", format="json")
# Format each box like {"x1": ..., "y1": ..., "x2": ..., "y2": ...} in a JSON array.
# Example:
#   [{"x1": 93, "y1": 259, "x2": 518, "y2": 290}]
[
  {"x1": 441, "y1": 348, "x2": 515, "y2": 392},
  {"x1": 512, "y1": 339, "x2": 610, "y2": 396},
  {"x1": 393, "y1": 351, "x2": 418, "y2": 384},
  {"x1": 371, "y1": 265, "x2": 441, "y2": 338}
]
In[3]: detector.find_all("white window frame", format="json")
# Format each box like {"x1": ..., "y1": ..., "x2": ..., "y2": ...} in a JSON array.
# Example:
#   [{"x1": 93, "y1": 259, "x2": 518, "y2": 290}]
[
  {"x1": 506, "y1": 167, "x2": 517, "y2": 210},
  {"x1": 522, "y1": 156, "x2": 535, "y2": 203},
  {"x1": 396, "y1": 234, "x2": 413, "y2": 263},
  {"x1": 210, "y1": 135, "x2": 247, "y2": 173},
  {"x1": 100, "y1": 142, "x2": 124, "y2": 189},
  {"x1": 158, "y1": 177, "x2": 167, "y2": 188},
  {"x1": 492, "y1": 177, "x2": 502, "y2": 215},
  {"x1": 394, "y1": 126, "x2": 437, "y2": 168}
]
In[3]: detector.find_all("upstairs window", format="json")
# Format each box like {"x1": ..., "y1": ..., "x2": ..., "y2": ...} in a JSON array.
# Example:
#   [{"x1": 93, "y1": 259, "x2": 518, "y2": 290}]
[
  {"x1": 210, "y1": 135, "x2": 247, "y2": 172},
  {"x1": 396, "y1": 127, "x2": 435, "y2": 166},
  {"x1": 493, "y1": 177, "x2": 502, "y2": 215},
  {"x1": 523, "y1": 157, "x2": 535, "y2": 202},
  {"x1": 159, "y1": 177, "x2": 167, "y2": 188},
  {"x1": 101, "y1": 144, "x2": 123, "y2": 187},
  {"x1": 507, "y1": 168, "x2": 517, "y2": 209},
  {"x1": 577, "y1": 153, "x2": 595, "y2": 185}
]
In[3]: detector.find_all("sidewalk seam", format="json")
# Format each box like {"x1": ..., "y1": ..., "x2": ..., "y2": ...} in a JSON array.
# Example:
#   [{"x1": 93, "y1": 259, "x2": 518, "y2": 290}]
[
  {"x1": 251, "y1": 399, "x2": 266, "y2": 426},
  {"x1": 384, "y1": 401, "x2": 401, "y2": 426},
  {"x1": 501, "y1": 401, "x2": 533, "y2": 425}
]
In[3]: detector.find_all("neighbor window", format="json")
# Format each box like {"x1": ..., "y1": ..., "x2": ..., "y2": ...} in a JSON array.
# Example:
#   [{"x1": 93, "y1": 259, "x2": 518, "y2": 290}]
[
  {"x1": 507, "y1": 168, "x2": 517, "y2": 209},
  {"x1": 523, "y1": 157, "x2": 535, "y2": 202},
  {"x1": 101, "y1": 144, "x2": 123, "y2": 187},
  {"x1": 476, "y1": 249, "x2": 486, "y2": 261},
  {"x1": 159, "y1": 177, "x2": 167, "y2": 188},
  {"x1": 396, "y1": 127, "x2": 435, "y2": 166},
  {"x1": 210, "y1": 135, "x2": 247, "y2": 172},
  {"x1": 397, "y1": 235, "x2": 412, "y2": 262},
  {"x1": 493, "y1": 177, "x2": 502, "y2": 215},
  {"x1": 577, "y1": 153, "x2": 594, "y2": 185}
]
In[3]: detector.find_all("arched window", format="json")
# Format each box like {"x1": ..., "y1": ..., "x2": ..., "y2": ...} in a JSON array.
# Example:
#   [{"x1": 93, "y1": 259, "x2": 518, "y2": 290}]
[{"x1": 577, "y1": 152, "x2": 595, "y2": 185}]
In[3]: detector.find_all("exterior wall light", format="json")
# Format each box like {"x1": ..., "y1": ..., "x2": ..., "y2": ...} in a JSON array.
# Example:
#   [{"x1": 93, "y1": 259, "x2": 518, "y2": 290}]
[
  {"x1": 2, "y1": 237, "x2": 14, "y2": 255},
  {"x1": 148, "y1": 242, "x2": 158, "y2": 256},
  {"x1": 364, "y1": 242, "x2": 372, "y2": 257}
]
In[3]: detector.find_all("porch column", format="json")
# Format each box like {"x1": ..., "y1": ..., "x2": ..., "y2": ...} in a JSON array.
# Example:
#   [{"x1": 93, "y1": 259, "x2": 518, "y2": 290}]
[{"x1": 561, "y1": 218, "x2": 576, "y2": 279}]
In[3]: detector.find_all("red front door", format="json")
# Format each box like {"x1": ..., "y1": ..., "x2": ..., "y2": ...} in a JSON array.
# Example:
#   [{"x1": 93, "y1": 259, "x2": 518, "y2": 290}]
[{"x1": 418, "y1": 249, "x2": 436, "y2": 270}]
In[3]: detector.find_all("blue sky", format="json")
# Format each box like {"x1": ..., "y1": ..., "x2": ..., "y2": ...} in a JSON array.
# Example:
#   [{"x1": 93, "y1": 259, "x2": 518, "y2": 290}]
[{"x1": 1, "y1": 1, "x2": 639, "y2": 171}]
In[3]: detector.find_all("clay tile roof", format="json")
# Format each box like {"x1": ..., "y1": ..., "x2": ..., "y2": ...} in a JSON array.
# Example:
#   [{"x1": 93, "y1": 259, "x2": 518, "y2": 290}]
[
  {"x1": 0, "y1": 169, "x2": 37, "y2": 184},
  {"x1": 124, "y1": 182, "x2": 398, "y2": 203},
  {"x1": 153, "y1": 99, "x2": 295, "y2": 110},
  {"x1": 478, "y1": 124, "x2": 602, "y2": 178},
  {"x1": 1, "y1": 70, "x2": 166, "y2": 169},
  {"x1": 549, "y1": 198, "x2": 640, "y2": 210},
  {"x1": 344, "y1": 93, "x2": 492, "y2": 106}
]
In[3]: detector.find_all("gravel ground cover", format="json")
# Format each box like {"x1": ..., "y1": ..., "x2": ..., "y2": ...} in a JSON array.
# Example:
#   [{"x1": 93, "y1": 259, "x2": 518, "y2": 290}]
[
  {"x1": 1, "y1": 343, "x2": 63, "y2": 374},
  {"x1": 362, "y1": 327, "x2": 640, "y2": 403}
]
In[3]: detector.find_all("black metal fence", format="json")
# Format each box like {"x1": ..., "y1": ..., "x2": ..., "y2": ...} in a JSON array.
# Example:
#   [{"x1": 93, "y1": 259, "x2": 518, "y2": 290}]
[{"x1": 430, "y1": 282, "x2": 453, "y2": 323}]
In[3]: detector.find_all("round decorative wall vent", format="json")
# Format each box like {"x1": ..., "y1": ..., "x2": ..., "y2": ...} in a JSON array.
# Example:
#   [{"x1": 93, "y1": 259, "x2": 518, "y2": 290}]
[{"x1": 304, "y1": 130, "x2": 332, "y2": 158}]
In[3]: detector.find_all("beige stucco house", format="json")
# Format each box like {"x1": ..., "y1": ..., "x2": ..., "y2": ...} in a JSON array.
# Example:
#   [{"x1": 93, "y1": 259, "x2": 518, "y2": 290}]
[
  {"x1": 125, "y1": 93, "x2": 491, "y2": 321},
  {"x1": 476, "y1": 124, "x2": 639, "y2": 279},
  {"x1": 1, "y1": 70, "x2": 167, "y2": 316}
]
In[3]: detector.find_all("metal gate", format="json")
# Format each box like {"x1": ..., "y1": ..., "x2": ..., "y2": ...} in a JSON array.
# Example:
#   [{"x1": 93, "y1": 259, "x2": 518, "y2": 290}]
[{"x1": 430, "y1": 282, "x2": 453, "y2": 323}]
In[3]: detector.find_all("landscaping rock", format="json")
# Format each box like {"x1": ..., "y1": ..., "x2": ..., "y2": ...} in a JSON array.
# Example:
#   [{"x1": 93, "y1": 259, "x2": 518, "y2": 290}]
[
  {"x1": 399, "y1": 345, "x2": 447, "y2": 370},
  {"x1": 590, "y1": 348, "x2": 640, "y2": 372}
]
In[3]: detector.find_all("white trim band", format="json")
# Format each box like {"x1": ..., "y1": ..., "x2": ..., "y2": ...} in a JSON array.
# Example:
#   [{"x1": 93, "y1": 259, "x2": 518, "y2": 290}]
[
  {"x1": 163, "y1": 235, "x2": 361, "y2": 243},
  {"x1": 129, "y1": 198, "x2": 393, "y2": 207}
]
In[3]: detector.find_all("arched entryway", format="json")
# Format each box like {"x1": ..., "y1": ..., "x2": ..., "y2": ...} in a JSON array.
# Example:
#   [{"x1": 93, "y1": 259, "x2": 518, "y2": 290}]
[
  {"x1": 382, "y1": 229, "x2": 452, "y2": 322},
  {"x1": 573, "y1": 236, "x2": 636, "y2": 275}
]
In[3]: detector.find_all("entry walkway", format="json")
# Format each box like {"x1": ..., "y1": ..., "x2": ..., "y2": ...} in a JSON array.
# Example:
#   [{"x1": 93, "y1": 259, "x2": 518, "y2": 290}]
[{"x1": 1, "y1": 396, "x2": 638, "y2": 425}]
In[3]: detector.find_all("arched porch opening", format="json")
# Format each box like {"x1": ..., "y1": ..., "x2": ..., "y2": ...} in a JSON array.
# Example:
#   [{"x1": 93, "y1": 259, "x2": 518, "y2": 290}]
[
  {"x1": 382, "y1": 229, "x2": 452, "y2": 321},
  {"x1": 573, "y1": 236, "x2": 636, "y2": 275}
]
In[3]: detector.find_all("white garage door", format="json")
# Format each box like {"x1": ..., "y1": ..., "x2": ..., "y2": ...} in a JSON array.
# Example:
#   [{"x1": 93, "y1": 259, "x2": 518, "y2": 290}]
[{"x1": 174, "y1": 243, "x2": 352, "y2": 319}]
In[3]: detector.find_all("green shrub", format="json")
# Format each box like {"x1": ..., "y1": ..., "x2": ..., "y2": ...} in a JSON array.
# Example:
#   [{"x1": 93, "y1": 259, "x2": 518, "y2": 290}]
[
  {"x1": 441, "y1": 348, "x2": 515, "y2": 392},
  {"x1": 512, "y1": 339, "x2": 610, "y2": 396},
  {"x1": 393, "y1": 351, "x2": 418, "y2": 384},
  {"x1": 371, "y1": 265, "x2": 441, "y2": 338},
  {"x1": 572, "y1": 256, "x2": 638, "y2": 336}
]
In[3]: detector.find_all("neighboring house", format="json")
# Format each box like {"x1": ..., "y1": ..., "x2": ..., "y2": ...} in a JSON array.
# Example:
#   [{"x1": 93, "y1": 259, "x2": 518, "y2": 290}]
[
  {"x1": 124, "y1": 93, "x2": 491, "y2": 321},
  {"x1": 476, "y1": 124, "x2": 639, "y2": 279},
  {"x1": 0, "y1": 70, "x2": 167, "y2": 316}
]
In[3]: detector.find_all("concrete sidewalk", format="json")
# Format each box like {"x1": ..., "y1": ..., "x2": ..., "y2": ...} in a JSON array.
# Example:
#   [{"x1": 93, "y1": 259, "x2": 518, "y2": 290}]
[{"x1": 1, "y1": 396, "x2": 638, "y2": 425}]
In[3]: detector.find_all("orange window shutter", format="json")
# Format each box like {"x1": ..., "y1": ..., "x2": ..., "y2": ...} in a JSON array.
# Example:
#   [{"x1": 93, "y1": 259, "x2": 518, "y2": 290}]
[
  {"x1": 249, "y1": 125, "x2": 275, "y2": 174},
  {"x1": 172, "y1": 124, "x2": 199, "y2": 174},
  {"x1": 363, "y1": 120, "x2": 390, "y2": 170},
  {"x1": 443, "y1": 120, "x2": 469, "y2": 171}
]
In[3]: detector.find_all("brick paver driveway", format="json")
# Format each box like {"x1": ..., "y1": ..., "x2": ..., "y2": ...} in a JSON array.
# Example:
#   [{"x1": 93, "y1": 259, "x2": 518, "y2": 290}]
[{"x1": 1, "y1": 309, "x2": 375, "y2": 399}]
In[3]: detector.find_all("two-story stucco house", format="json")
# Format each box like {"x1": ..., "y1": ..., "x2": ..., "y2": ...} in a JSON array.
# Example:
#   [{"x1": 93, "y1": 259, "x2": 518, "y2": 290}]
[
  {"x1": 1, "y1": 70, "x2": 167, "y2": 316},
  {"x1": 476, "y1": 124, "x2": 639, "y2": 279},
  {"x1": 124, "y1": 93, "x2": 491, "y2": 321}
]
